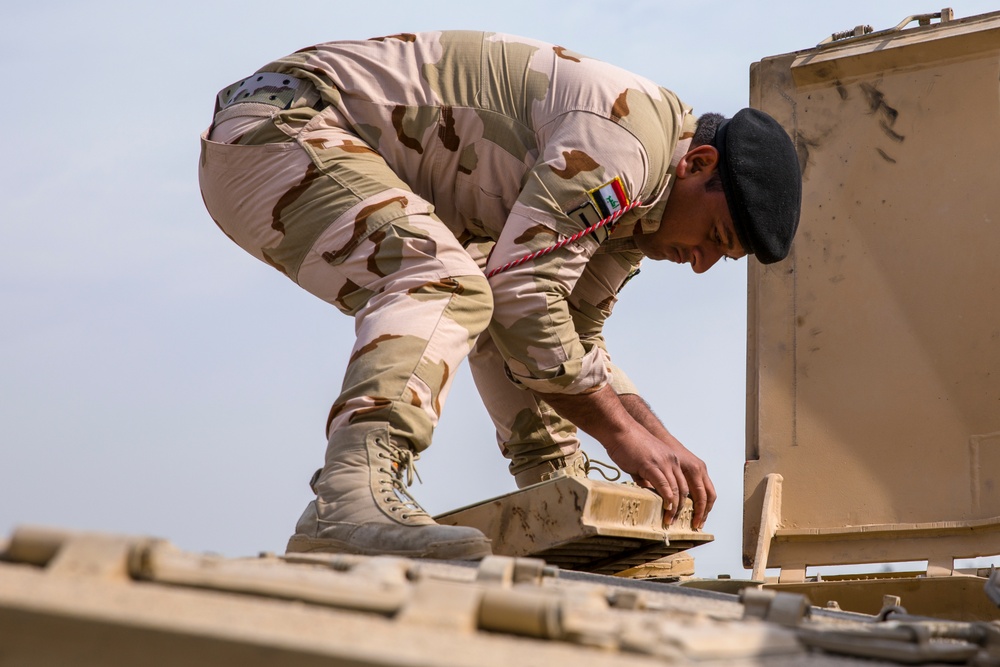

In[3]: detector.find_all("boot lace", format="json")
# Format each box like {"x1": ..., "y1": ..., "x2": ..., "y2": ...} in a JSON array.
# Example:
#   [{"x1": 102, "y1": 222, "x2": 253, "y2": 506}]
[
  {"x1": 581, "y1": 450, "x2": 622, "y2": 482},
  {"x1": 543, "y1": 450, "x2": 623, "y2": 483},
  {"x1": 376, "y1": 440, "x2": 428, "y2": 520}
]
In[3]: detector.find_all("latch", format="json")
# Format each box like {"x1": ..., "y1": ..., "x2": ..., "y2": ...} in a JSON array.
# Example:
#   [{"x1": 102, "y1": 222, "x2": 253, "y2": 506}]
[
  {"x1": 818, "y1": 8, "x2": 955, "y2": 47},
  {"x1": 798, "y1": 618, "x2": 1000, "y2": 664},
  {"x1": 740, "y1": 588, "x2": 812, "y2": 627},
  {"x1": 475, "y1": 555, "x2": 557, "y2": 586},
  {"x1": 986, "y1": 567, "x2": 1000, "y2": 608}
]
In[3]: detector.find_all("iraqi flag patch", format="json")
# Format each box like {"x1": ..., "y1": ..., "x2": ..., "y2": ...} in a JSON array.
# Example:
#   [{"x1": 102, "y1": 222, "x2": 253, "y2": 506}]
[{"x1": 589, "y1": 177, "x2": 630, "y2": 218}]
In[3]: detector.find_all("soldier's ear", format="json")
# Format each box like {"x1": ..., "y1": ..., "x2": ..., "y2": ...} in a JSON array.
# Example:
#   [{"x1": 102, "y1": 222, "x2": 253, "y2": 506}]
[{"x1": 676, "y1": 145, "x2": 720, "y2": 179}]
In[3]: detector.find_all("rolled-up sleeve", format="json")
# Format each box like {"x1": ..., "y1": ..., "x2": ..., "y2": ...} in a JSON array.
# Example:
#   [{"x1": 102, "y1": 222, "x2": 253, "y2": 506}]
[{"x1": 568, "y1": 248, "x2": 644, "y2": 396}]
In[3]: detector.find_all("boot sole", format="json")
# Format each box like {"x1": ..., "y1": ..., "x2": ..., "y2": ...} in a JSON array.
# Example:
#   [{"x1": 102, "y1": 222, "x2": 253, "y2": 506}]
[{"x1": 285, "y1": 534, "x2": 492, "y2": 560}]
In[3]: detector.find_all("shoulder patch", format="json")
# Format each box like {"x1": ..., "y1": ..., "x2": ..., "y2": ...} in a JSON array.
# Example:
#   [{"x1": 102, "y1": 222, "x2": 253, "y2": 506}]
[
  {"x1": 566, "y1": 198, "x2": 602, "y2": 228},
  {"x1": 564, "y1": 177, "x2": 632, "y2": 245},
  {"x1": 589, "y1": 177, "x2": 630, "y2": 218}
]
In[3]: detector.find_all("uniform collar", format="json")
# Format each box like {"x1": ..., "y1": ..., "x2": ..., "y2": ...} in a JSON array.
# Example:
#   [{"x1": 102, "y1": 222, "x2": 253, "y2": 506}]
[{"x1": 609, "y1": 109, "x2": 696, "y2": 243}]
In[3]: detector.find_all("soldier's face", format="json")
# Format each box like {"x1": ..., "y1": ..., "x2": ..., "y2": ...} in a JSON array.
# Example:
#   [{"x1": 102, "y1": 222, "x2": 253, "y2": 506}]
[{"x1": 634, "y1": 152, "x2": 746, "y2": 273}]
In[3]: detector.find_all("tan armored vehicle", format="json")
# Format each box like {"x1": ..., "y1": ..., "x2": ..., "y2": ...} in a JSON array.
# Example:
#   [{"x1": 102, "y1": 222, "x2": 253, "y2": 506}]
[
  {"x1": 742, "y1": 6, "x2": 1000, "y2": 621},
  {"x1": 3, "y1": 524, "x2": 998, "y2": 665},
  {"x1": 3, "y1": 8, "x2": 1000, "y2": 665}
]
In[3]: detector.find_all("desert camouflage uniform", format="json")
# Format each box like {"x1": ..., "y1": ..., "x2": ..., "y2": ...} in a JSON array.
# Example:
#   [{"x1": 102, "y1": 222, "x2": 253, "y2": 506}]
[{"x1": 199, "y1": 31, "x2": 695, "y2": 483}]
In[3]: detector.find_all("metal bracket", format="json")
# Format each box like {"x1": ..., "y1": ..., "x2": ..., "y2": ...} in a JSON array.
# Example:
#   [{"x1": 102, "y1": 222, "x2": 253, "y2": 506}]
[
  {"x1": 475, "y1": 555, "x2": 557, "y2": 587},
  {"x1": 750, "y1": 473, "x2": 783, "y2": 583},
  {"x1": 818, "y1": 8, "x2": 955, "y2": 47},
  {"x1": 740, "y1": 588, "x2": 811, "y2": 627},
  {"x1": 986, "y1": 567, "x2": 1000, "y2": 608},
  {"x1": 797, "y1": 623, "x2": 982, "y2": 663}
]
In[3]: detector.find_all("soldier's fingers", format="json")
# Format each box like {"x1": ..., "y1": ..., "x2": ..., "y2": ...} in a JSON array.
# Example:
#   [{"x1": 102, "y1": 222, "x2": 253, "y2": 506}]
[
  {"x1": 689, "y1": 483, "x2": 708, "y2": 530},
  {"x1": 700, "y1": 477, "x2": 718, "y2": 530},
  {"x1": 651, "y1": 473, "x2": 680, "y2": 523},
  {"x1": 668, "y1": 490, "x2": 682, "y2": 523},
  {"x1": 676, "y1": 475, "x2": 690, "y2": 506},
  {"x1": 632, "y1": 474, "x2": 653, "y2": 489},
  {"x1": 642, "y1": 469, "x2": 673, "y2": 510},
  {"x1": 669, "y1": 466, "x2": 688, "y2": 524}
]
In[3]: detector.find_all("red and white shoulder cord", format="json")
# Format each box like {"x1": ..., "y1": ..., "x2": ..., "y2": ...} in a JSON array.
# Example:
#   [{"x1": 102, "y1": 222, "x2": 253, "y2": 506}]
[{"x1": 485, "y1": 199, "x2": 643, "y2": 278}]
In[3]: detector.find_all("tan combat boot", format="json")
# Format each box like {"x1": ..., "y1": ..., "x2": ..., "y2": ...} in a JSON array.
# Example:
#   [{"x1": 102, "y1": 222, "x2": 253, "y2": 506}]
[
  {"x1": 286, "y1": 423, "x2": 492, "y2": 559},
  {"x1": 512, "y1": 449, "x2": 621, "y2": 488}
]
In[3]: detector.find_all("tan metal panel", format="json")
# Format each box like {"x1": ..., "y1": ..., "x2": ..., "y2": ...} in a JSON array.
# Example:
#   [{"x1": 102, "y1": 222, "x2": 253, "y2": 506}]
[
  {"x1": 745, "y1": 11, "x2": 1000, "y2": 573},
  {"x1": 437, "y1": 477, "x2": 712, "y2": 574}
]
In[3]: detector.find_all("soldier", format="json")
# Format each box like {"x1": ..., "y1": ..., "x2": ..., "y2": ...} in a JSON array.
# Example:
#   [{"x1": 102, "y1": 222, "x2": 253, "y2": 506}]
[{"x1": 199, "y1": 31, "x2": 801, "y2": 560}]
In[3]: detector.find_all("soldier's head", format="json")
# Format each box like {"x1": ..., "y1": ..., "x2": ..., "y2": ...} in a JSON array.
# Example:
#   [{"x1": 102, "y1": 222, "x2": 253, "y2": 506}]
[{"x1": 633, "y1": 109, "x2": 801, "y2": 273}]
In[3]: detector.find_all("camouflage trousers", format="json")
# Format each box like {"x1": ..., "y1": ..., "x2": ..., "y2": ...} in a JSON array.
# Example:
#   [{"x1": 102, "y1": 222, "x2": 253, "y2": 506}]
[{"x1": 198, "y1": 102, "x2": 581, "y2": 479}]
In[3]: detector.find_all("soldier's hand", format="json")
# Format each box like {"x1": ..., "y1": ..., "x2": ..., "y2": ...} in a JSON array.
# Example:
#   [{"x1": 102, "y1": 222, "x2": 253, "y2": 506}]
[
  {"x1": 664, "y1": 439, "x2": 716, "y2": 530},
  {"x1": 605, "y1": 431, "x2": 716, "y2": 529},
  {"x1": 536, "y1": 385, "x2": 716, "y2": 529}
]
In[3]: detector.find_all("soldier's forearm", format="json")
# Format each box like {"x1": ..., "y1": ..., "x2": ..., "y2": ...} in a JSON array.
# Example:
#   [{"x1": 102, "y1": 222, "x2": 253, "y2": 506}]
[
  {"x1": 540, "y1": 385, "x2": 696, "y2": 520},
  {"x1": 618, "y1": 393, "x2": 675, "y2": 443},
  {"x1": 536, "y1": 385, "x2": 639, "y2": 448}
]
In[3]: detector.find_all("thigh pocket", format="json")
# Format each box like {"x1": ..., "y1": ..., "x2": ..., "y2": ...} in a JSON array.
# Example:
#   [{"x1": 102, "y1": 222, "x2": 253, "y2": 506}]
[{"x1": 296, "y1": 216, "x2": 438, "y2": 315}]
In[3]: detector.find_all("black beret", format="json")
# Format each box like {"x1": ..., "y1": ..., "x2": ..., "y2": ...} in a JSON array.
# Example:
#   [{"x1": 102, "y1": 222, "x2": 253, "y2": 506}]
[{"x1": 711, "y1": 108, "x2": 802, "y2": 264}]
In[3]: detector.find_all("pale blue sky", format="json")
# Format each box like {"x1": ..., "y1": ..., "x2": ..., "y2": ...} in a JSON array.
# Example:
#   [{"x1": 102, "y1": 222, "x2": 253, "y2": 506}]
[{"x1": 3, "y1": 1, "x2": 996, "y2": 576}]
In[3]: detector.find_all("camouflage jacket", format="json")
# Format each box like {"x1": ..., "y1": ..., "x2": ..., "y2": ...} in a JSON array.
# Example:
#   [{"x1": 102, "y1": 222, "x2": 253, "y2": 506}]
[{"x1": 262, "y1": 31, "x2": 695, "y2": 396}]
